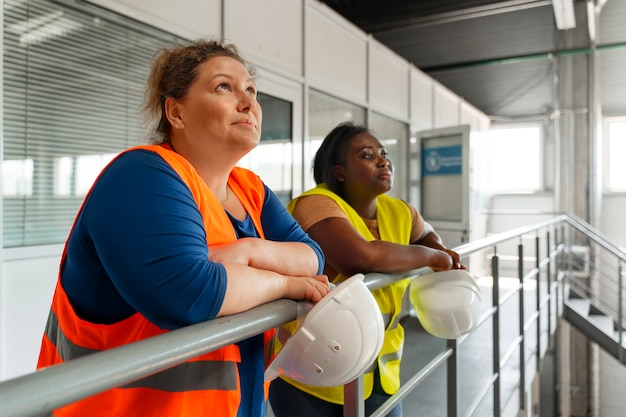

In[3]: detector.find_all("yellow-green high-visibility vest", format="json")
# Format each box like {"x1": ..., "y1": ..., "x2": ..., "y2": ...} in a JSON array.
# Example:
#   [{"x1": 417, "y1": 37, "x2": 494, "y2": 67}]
[{"x1": 276, "y1": 184, "x2": 411, "y2": 404}]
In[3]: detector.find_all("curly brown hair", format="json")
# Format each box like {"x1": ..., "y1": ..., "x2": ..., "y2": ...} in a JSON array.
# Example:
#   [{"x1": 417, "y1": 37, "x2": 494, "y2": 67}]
[{"x1": 143, "y1": 39, "x2": 254, "y2": 144}]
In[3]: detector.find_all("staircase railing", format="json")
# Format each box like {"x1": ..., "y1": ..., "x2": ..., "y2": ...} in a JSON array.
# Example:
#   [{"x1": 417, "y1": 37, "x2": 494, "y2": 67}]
[
  {"x1": 0, "y1": 213, "x2": 623, "y2": 417},
  {"x1": 561, "y1": 214, "x2": 626, "y2": 364}
]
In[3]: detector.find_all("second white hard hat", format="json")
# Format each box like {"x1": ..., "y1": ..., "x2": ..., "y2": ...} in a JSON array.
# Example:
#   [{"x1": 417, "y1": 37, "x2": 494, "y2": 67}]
[
  {"x1": 409, "y1": 269, "x2": 482, "y2": 339},
  {"x1": 265, "y1": 273, "x2": 385, "y2": 386}
]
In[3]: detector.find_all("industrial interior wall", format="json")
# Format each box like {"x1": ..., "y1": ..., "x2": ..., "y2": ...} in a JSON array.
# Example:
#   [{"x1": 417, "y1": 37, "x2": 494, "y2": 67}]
[{"x1": 0, "y1": 0, "x2": 486, "y2": 381}]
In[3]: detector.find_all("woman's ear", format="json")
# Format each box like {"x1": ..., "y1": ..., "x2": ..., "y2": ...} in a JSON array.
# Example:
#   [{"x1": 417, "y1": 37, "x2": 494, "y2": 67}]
[
  {"x1": 333, "y1": 164, "x2": 345, "y2": 182},
  {"x1": 165, "y1": 97, "x2": 185, "y2": 129}
]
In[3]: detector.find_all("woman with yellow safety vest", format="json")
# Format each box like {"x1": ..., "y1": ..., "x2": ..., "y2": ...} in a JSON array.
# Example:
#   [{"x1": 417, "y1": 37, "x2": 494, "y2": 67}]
[
  {"x1": 269, "y1": 122, "x2": 465, "y2": 417},
  {"x1": 37, "y1": 39, "x2": 331, "y2": 417}
]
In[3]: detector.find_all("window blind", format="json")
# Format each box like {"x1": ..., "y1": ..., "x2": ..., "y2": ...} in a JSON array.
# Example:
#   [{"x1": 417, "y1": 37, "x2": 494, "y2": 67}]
[{"x1": 3, "y1": 0, "x2": 184, "y2": 247}]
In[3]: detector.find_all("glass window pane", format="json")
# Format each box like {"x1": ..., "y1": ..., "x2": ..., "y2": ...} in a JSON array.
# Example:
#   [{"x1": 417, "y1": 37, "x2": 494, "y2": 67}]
[
  {"x1": 308, "y1": 89, "x2": 366, "y2": 185},
  {"x1": 2, "y1": 159, "x2": 33, "y2": 196},
  {"x1": 485, "y1": 125, "x2": 541, "y2": 193},
  {"x1": 3, "y1": 0, "x2": 184, "y2": 247},
  {"x1": 608, "y1": 120, "x2": 626, "y2": 191},
  {"x1": 237, "y1": 92, "x2": 293, "y2": 205},
  {"x1": 369, "y1": 112, "x2": 409, "y2": 200}
]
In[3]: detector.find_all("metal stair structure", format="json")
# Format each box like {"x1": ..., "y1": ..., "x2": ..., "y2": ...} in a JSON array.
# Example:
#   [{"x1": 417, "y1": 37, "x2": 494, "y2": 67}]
[
  {"x1": 564, "y1": 283, "x2": 626, "y2": 364},
  {"x1": 560, "y1": 232, "x2": 626, "y2": 366}
]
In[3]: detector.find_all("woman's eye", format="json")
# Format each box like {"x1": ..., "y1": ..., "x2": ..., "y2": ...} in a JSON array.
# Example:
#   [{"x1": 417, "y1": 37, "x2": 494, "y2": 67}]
[
  {"x1": 217, "y1": 83, "x2": 230, "y2": 91},
  {"x1": 246, "y1": 86, "x2": 257, "y2": 95},
  {"x1": 363, "y1": 153, "x2": 374, "y2": 160},
  {"x1": 381, "y1": 151, "x2": 389, "y2": 159}
]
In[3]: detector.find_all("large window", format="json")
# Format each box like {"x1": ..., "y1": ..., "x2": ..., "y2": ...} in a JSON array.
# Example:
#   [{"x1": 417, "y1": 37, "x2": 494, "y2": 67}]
[
  {"x1": 307, "y1": 89, "x2": 366, "y2": 188},
  {"x1": 3, "y1": 0, "x2": 183, "y2": 247},
  {"x1": 369, "y1": 112, "x2": 409, "y2": 200},
  {"x1": 484, "y1": 124, "x2": 542, "y2": 194},
  {"x1": 237, "y1": 92, "x2": 293, "y2": 205},
  {"x1": 605, "y1": 118, "x2": 626, "y2": 192}
]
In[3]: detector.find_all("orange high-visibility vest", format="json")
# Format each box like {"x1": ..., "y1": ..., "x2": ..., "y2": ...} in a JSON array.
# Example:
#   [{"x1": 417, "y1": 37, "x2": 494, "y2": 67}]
[{"x1": 37, "y1": 144, "x2": 275, "y2": 417}]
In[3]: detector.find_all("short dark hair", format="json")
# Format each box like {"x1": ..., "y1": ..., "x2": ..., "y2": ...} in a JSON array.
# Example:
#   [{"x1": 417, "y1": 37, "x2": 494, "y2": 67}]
[{"x1": 313, "y1": 122, "x2": 369, "y2": 195}]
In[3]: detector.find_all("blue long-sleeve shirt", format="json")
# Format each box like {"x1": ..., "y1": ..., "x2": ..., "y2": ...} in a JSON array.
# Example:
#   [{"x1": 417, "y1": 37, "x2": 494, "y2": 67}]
[
  {"x1": 61, "y1": 149, "x2": 324, "y2": 417},
  {"x1": 62, "y1": 149, "x2": 323, "y2": 327}
]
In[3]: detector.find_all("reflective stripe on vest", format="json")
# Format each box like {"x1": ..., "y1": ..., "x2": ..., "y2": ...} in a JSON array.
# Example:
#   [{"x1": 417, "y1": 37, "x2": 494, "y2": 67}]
[
  {"x1": 279, "y1": 184, "x2": 412, "y2": 404},
  {"x1": 37, "y1": 145, "x2": 271, "y2": 416},
  {"x1": 44, "y1": 309, "x2": 238, "y2": 392}
]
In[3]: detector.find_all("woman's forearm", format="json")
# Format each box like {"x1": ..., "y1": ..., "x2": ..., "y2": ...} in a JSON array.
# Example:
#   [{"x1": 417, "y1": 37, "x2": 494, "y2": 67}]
[
  {"x1": 217, "y1": 263, "x2": 329, "y2": 316},
  {"x1": 210, "y1": 238, "x2": 320, "y2": 277},
  {"x1": 246, "y1": 239, "x2": 321, "y2": 276}
]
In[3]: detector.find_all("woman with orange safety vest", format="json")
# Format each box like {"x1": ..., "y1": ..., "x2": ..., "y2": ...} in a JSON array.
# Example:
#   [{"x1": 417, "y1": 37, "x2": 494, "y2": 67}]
[
  {"x1": 269, "y1": 122, "x2": 465, "y2": 417},
  {"x1": 37, "y1": 39, "x2": 331, "y2": 417}
]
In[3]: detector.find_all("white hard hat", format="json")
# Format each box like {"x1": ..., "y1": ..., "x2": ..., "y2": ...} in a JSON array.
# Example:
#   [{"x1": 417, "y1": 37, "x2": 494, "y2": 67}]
[
  {"x1": 265, "y1": 273, "x2": 385, "y2": 386},
  {"x1": 409, "y1": 269, "x2": 482, "y2": 339}
]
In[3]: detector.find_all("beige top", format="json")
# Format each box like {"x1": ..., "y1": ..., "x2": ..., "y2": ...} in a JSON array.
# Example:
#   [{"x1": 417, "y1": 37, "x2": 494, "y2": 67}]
[{"x1": 290, "y1": 194, "x2": 425, "y2": 242}]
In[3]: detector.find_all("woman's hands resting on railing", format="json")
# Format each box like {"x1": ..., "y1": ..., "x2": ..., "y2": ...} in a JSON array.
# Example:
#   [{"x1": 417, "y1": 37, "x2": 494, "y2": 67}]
[{"x1": 209, "y1": 238, "x2": 331, "y2": 316}]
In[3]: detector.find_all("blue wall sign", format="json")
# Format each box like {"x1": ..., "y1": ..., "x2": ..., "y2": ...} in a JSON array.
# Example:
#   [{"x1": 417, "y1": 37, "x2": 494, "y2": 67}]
[{"x1": 422, "y1": 145, "x2": 463, "y2": 176}]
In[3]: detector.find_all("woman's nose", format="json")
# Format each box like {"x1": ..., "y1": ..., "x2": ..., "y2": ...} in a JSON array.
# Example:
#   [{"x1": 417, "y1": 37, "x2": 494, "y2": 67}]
[{"x1": 237, "y1": 91, "x2": 256, "y2": 112}]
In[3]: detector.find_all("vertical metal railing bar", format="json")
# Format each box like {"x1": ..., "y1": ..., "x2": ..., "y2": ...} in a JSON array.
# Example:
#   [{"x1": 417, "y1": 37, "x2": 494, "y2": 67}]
[
  {"x1": 552, "y1": 227, "x2": 562, "y2": 324},
  {"x1": 368, "y1": 349, "x2": 453, "y2": 417},
  {"x1": 535, "y1": 234, "x2": 542, "y2": 371},
  {"x1": 518, "y1": 239, "x2": 526, "y2": 411},
  {"x1": 555, "y1": 226, "x2": 563, "y2": 318},
  {"x1": 618, "y1": 261, "x2": 624, "y2": 363},
  {"x1": 556, "y1": 230, "x2": 563, "y2": 298},
  {"x1": 343, "y1": 376, "x2": 365, "y2": 417},
  {"x1": 546, "y1": 231, "x2": 553, "y2": 340},
  {"x1": 446, "y1": 338, "x2": 459, "y2": 417},
  {"x1": 491, "y1": 247, "x2": 502, "y2": 417}
]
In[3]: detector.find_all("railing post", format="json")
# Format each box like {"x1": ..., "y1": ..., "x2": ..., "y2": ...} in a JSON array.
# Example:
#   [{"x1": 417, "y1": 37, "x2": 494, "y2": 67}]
[
  {"x1": 518, "y1": 239, "x2": 526, "y2": 413},
  {"x1": 535, "y1": 234, "x2": 542, "y2": 371},
  {"x1": 492, "y1": 246, "x2": 501, "y2": 417},
  {"x1": 446, "y1": 338, "x2": 459, "y2": 417},
  {"x1": 546, "y1": 230, "x2": 553, "y2": 340},
  {"x1": 343, "y1": 376, "x2": 365, "y2": 417},
  {"x1": 619, "y1": 262, "x2": 624, "y2": 364},
  {"x1": 553, "y1": 229, "x2": 561, "y2": 315},
  {"x1": 554, "y1": 226, "x2": 562, "y2": 316}
]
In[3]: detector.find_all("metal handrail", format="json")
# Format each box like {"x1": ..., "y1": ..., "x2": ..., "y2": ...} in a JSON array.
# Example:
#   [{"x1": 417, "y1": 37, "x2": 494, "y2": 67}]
[
  {"x1": 0, "y1": 214, "x2": 623, "y2": 417},
  {"x1": 564, "y1": 212, "x2": 626, "y2": 261},
  {"x1": 0, "y1": 267, "x2": 432, "y2": 417}
]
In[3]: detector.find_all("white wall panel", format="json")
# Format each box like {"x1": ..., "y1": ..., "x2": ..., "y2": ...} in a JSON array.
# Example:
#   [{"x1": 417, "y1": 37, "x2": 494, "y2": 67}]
[
  {"x1": 225, "y1": 0, "x2": 303, "y2": 78},
  {"x1": 433, "y1": 82, "x2": 460, "y2": 129},
  {"x1": 600, "y1": 350, "x2": 626, "y2": 417},
  {"x1": 600, "y1": 194, "x2": 626, "y2": 247},
  {"x1": 1, "y1": 251, "x2": 60, "y2": 381},
  {"x1": 460, "y1": 101, "x2": 480, "y2": 132},
  {"x1": 478, "y1": 114, "x2": 491, "y2": 132},
  {"x1": 369, "y1": 40, "x2": 410, "y2": 122},
  {"x1": 305, "y1": 3, "x2": 367, "y2": 106},
  {"x1": 88, "y1": 0, "x2": 221, "y2": 39},
  {"x1": 410, "y1": 68, "x2": 434, "y2": 132}
]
